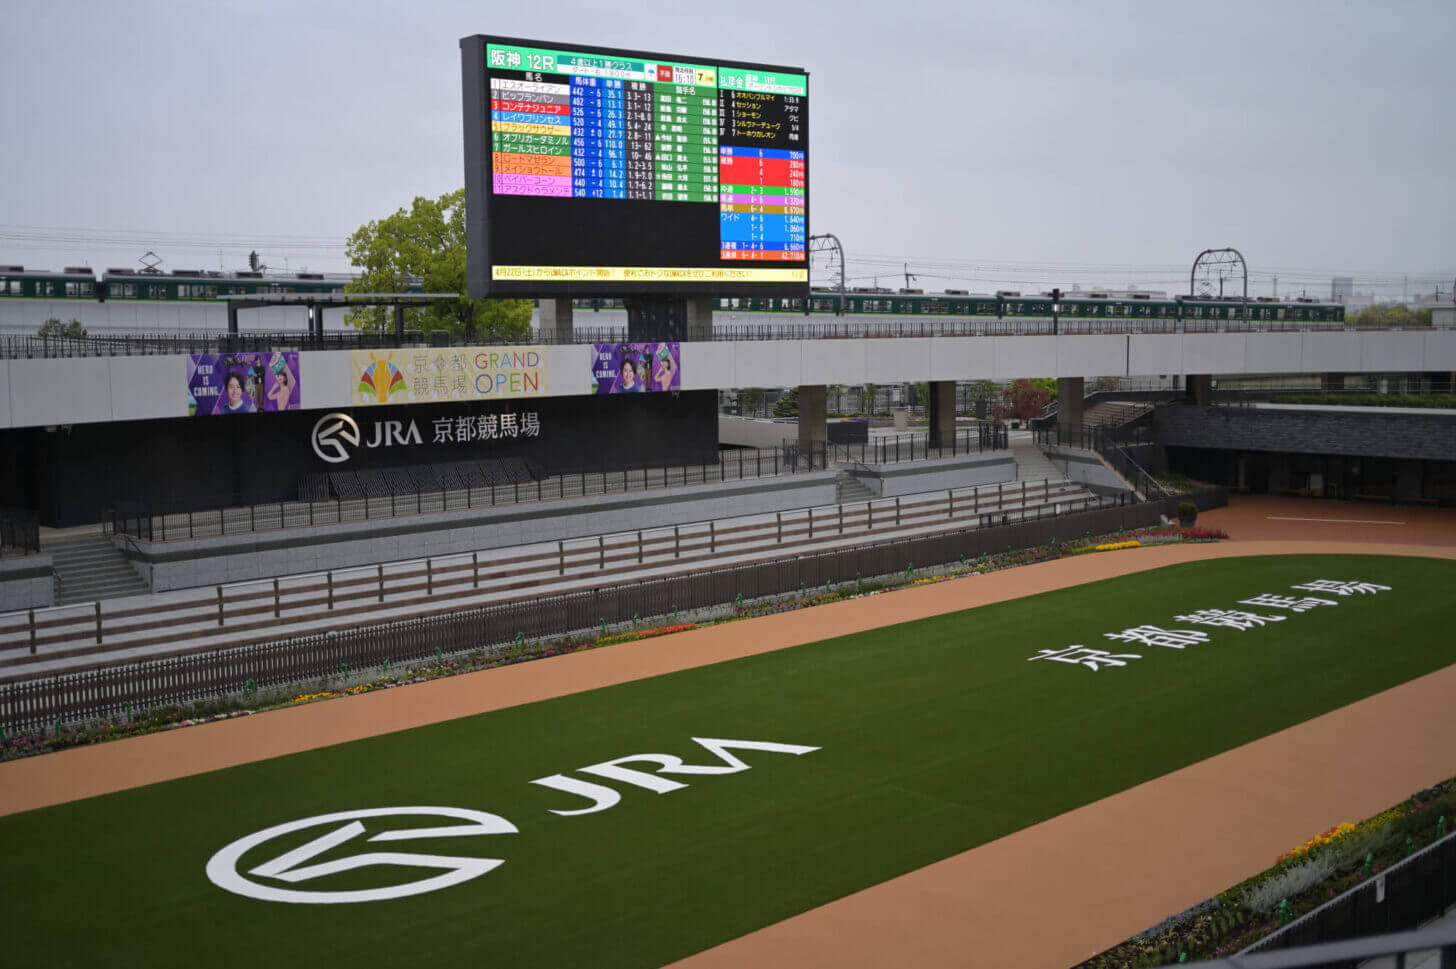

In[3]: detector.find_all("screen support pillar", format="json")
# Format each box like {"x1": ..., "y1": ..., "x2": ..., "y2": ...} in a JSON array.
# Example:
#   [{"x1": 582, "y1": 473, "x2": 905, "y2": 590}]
[
  {"x1": 927, "y1": 380, "x2": 957, "y2": 449},
  {"x1": 538, "y1": 298, "x2": 575, "y2": 344},
  {"x1": 685, "y1": 297, "x2": 714, "y2": 342},
  {"x1": 393, "y1": 304, "x2": 405, "y2": 342},
  {"x1": 797, "y1": 385, "x2": 827, "y2": 469},
  {"x1": 627, "y1": 298, "x2": 687, "y2": 343},
  {"x1": 1185, "y1": 374, "x2": 1213, "y2": 405}
]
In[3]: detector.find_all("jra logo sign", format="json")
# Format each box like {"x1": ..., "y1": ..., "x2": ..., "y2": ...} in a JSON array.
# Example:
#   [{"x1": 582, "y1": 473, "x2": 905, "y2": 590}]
[{"x1": 207, "y1": 737, "x2": 819, "y2": 904}]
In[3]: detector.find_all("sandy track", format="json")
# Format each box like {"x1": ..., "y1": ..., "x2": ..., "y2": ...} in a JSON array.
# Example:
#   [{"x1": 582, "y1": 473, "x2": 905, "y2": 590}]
[{"x1": 1, "y1": 496, "x2": 1452, "y2": 969}]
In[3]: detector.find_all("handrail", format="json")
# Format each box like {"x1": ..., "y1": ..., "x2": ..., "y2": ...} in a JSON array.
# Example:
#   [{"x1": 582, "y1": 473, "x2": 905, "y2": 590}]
[
  {"x1": 111, "y1": 446, "x2": 824, "y2": 543},
  {"x1": 3, "y1": 316, "x2": 1442, "y2": 359}
]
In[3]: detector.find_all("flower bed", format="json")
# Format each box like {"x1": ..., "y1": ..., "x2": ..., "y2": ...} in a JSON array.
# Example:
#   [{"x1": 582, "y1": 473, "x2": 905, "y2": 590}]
[{"x1": 1077, "y1": 777, "x2": 1456, "y2": 967}]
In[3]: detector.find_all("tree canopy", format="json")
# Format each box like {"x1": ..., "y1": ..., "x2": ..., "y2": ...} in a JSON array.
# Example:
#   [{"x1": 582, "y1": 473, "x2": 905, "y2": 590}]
[
  {"x1": 1352, "y1": 305, "x2": 1433, "y2": 327},
  {"x1": 37, "y1": 318, "x2": 86, "y2": 339},
  {"x1": 344, "y1": 189, "x2": 532, "y2": 341}
]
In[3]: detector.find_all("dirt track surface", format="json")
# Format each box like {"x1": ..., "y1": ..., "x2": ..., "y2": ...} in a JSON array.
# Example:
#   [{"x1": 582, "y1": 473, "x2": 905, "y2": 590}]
[{"x1": 2, "y1": 496, "x2": 1453, "y2": 969}]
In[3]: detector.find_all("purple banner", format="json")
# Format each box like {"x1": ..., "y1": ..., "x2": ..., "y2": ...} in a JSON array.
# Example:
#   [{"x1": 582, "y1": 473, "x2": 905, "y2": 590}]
[
  {"x1": 188, "y1": 352, "x2": 300, "y2": 415},
  {"x1": 590, "y1": 343, "x2": 681, "y2": 395}
]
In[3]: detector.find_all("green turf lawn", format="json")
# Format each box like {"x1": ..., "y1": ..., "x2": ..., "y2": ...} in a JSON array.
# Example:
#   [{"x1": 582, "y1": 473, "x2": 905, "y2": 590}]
[{"x1": 2, "y1": 554, "x2": 1453, "y2": 968}]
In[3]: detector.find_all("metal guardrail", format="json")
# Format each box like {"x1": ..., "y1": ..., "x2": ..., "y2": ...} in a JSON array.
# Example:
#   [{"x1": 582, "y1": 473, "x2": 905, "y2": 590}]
[
  {"x1": 1238, "y1": 829, "x2": 1456, "y2": 962},
  {"x1": 0, "y1": 499, "x2": 1162, "y2": 732},
  {"x1": 110, "y1": 446, "x2": 825, "y2": 543},
  {"x1": 796, "y1": 425, "x2": 1008, "y2": 466},
  {"x1": 2, "y1": 318, "x2": 1441, "y2": 359},
  {"x1": 0, "y1": 508, "x2": 40, "y2": 556},
  {"x1": 1162, "y1": 922, "x2": 1456, "y2": 968},
  {"x1": 110, "y1": 432, "x2": 1013, "y2": 543}
]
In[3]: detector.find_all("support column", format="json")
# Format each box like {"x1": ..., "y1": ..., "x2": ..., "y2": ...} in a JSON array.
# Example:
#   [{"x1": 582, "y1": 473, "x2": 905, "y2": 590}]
[
  {"x1": 393, "y1": 303, "x2": 405, "y2": 342},
  {"x1": 537, "y1": 298, "x2": 574, "y2": 344},
  {"x1": 684, "y1": 296, "x2": 714, "y2": 342},
  {"x1": 1185, "y1": 374, "x2": 1214, "y2": 405},
  {"x1": 226, "y1": 300, "x2": 238, "y2": 336},
  {"x1": 927, "y1": 379, "x2": 957, "y2": 449},
  {"x1": 626, "y1": 297, "x2": 686, "y2": 342},
  {"x1": 1056, "y1": 376, "x2": 1084, "y2": 443},
  {"x1": 1321, "y1": 372, "x2": 1344, "y2": 393},
  {"x1": 798, "y1": 384, "x2": 827, "y2": 469}
]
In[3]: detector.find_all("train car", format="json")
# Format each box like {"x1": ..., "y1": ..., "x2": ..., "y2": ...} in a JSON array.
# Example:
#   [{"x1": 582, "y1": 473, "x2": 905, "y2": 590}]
[
  {"x1": 100, "y1": 269, "x2": 355, "y2": 302},
  {"x1": 0, "y1": 266, "x2": 98, "y2": 299},
  {"x1": 1061, "y1": 293, "x2": 1180, "y2": 321}
]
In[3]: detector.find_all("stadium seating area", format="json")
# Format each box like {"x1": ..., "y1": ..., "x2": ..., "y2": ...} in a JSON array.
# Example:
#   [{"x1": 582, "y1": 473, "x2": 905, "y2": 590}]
[{"x1": 304, "y1": 458, "x2": 537, "y2": 502}]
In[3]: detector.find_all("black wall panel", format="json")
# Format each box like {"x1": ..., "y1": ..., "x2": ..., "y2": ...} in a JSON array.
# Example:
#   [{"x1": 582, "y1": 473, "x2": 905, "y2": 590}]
[{"x1": 2, "y1": 391, "x2": 719, "y2": 526}]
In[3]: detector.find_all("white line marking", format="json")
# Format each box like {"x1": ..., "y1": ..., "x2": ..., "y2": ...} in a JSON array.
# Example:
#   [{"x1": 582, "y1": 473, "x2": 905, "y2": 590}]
[{"x1": 1266, "y1": 516, "x2": 1406, "y2": 525}]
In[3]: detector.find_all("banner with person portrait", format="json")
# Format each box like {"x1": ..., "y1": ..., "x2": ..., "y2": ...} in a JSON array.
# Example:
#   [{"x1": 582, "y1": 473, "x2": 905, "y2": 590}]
[
  {"x1": 188, "y1": 352, "x2": 300, "y2": 416},
  {"x1": 590, "y1": 343, "x2": 681, "y2": 395}
]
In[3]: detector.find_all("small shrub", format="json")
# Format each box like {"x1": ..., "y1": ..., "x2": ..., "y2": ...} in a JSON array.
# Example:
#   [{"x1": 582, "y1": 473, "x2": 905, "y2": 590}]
[
  {"x1": 1177, "y1": 501, "x2": 1199, "y2": 519},
  {"x1": 1241, "y1": 854, "x2": 1337, "y2": 914}
]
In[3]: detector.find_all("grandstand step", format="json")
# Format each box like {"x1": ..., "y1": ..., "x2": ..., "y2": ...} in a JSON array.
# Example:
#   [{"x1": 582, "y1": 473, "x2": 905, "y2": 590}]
[{"x1": 42, "y1": 534, "x2": 149, "y2": 605}]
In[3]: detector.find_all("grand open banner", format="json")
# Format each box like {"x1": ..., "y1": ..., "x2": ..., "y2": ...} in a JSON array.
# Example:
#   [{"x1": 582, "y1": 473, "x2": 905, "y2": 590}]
[{"x1": 352, "y1": 347, "x2": 547, "y2": 405}]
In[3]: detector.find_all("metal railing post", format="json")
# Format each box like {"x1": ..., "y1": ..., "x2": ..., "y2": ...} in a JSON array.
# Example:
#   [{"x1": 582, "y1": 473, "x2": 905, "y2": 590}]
[
  {"x1": 95, "y1": 602, "x2": 103, "y2": 644},
  {"x1": 559, "y1": 541, "x2": 565, "y2": 575},
  {"x1": 599, "y1": 535, "x2": 605, "y2": 569},
  {"x1": 327, "y1": 571, "x2": 334, "y2": 610},
  {"x1": 473, "y1": 552, "x2": 479, "y2": 588},
  {"x1": 427, "y1": 558, "x2": 433, "y2": 595},
  {"x1": 376, "y1": 567, "x2": 383, "y2": 603},
  {"x1": 29, "y1": 609, "x2": 36, "y2": 654},
  {"x1": 217, "y1": 585, "x2": 224, "y2": 626},
  {"x1": 275, "y1": 577, "x2": 282, "y2": 616}
]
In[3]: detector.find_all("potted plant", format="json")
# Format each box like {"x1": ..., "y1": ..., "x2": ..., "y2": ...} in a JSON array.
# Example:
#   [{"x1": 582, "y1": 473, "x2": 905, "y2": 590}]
[{"x1": 1177, "y1": 501, "x2": 1199, "y2": 527}]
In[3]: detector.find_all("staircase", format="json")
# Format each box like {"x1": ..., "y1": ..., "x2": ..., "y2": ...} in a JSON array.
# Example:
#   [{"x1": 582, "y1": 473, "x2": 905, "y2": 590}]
[
  {"x1": 835, "y1": 471, "x2": 877, "y2": 502},
  {"x1": 1082, "y1": 400, "x2": 1154, "y2": 428},
  {"x1": 44, "y1": 534, "x2": 149, "y2": 605},
  {"x1": 1011, "y1": 439, "x2": 1067, "y2": 483}
]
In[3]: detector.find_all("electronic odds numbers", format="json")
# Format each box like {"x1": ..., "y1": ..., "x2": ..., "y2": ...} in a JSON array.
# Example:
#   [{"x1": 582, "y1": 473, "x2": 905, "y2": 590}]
[{"x1": 461, "y1": 36, "x2": 808, "y2": 298}]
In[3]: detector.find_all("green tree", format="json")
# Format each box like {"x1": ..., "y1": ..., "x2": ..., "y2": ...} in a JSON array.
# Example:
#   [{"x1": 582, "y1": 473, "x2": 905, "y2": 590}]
[
  {"x1": 345, "y1": 188, "x2": 532, "y2": 341},
  {"x1": 772, "y1": 387, "x2": 800, "y2": 417},
  {"x1": 740, "y1": 387, "x2": 765, "y2": 415},
  {"x1": 862, "y1": 383, "x2": 879, "y2": 415},
  {"x1": 37, "y1": 318, "x2": 86, "y2": 339},
  {"x1": 1354, "y1": 305, "x2": 1388, "y2": 327}
]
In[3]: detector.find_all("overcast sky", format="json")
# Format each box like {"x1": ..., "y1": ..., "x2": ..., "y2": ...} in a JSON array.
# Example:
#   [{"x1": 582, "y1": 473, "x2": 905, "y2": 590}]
[{"x1": 2, "y1": 0, "x2": 1451, "y2": 299}]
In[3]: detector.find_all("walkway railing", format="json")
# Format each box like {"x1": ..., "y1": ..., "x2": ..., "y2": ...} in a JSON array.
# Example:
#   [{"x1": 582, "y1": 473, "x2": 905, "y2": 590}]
[
  {"x1": 792, "y1": 425, "x2": 1009, "y2": 466},
  {"x1": 0, "y1": 508, "x2": 39, "y2": 556},
  {"x1": 2, "y1": 317, "x2": 1434, "y2": 359},
  {"x1": 110, "y1": 446, "x2": 821, "y2": 543}
]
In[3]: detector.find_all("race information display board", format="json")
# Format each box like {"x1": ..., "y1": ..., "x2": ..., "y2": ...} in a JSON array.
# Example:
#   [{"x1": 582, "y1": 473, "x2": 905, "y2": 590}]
[{"x1": 461, "y1": 35, "x2": 808, "y2": 298}]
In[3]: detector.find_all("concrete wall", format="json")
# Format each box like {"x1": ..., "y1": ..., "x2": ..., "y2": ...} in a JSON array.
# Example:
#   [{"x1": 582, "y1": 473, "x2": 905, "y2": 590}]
[
  {"x1": 1154, "y1": 403, "x2": 1456, "y2": 461},
  {"x1": 7, "y1": 328, "x2": 1456, "y2": 430},
  {"x1": 718, "y1": 415, "x2": 797, "y2": 449},
  {"x1": 1044, "y1": 446, "x2": 1134, "y2": 493},
  {"x1": 844, "y1": 453, "x2": 1016, "y2": 498},
  {"x1": 129, "y1": 473, "x2": 838, "y2": 592},
  {"x1": 0, "y1": 555, "x2": 54, "y2": 611}
]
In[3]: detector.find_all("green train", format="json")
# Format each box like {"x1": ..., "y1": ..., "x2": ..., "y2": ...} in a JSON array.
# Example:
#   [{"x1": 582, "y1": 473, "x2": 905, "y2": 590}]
[
  {"x1": 574, "y1": 288, "x2": 1347, "y2": 323},
  {"x1": 0, "y1": 264, "x2": 1343, "y2": 324},
  {"x1": 0, "y1": 265, "x2": 392, "y2": 302}
]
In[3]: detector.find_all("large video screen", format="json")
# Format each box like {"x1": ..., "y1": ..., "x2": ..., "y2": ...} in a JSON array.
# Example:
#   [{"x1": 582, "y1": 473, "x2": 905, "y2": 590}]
[{"x1": 461, "y1": 35, "x2": 808, "y2": 298}]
